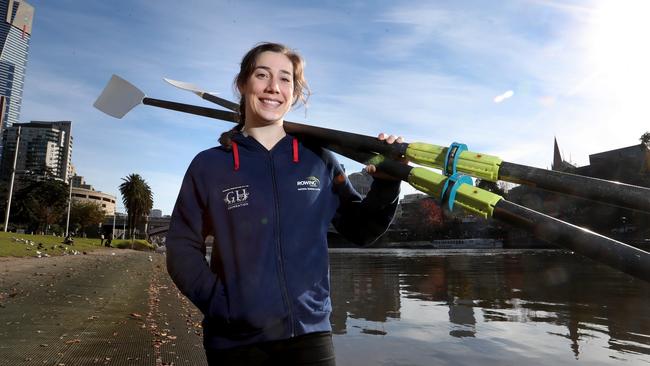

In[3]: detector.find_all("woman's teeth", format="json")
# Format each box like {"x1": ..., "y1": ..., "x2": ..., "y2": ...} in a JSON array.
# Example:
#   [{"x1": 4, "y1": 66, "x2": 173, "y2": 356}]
[{"x1": 260, "y1": 98, "x2": 281, "y2": 106}]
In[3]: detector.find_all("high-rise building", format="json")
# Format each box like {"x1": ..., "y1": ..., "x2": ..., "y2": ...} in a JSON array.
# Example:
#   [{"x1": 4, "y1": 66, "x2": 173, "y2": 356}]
[
  {"x1": 0, "y1": 0, "x2": 34, "y2": 142},
  {"x1": 0, "y1": 120, "x2": 73, "y2": 183}
]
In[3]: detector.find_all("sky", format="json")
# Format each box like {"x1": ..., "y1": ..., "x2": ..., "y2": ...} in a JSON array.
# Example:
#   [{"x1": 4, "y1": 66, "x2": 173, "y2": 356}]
[{"x1": 18, "y1": 0, "x2": 650, "y2": 216}]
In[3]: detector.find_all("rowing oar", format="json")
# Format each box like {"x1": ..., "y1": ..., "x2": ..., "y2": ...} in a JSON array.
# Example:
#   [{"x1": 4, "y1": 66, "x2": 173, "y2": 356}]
[
  {"x1": 325, "y1": 144, "x2": 650, "y2": 283},
  {"x1": 162, "y1": 77, "x2": 650, "y2": 214},
  {"x1": 93, "y1": 74, "x2": 650, "y2": 282}
]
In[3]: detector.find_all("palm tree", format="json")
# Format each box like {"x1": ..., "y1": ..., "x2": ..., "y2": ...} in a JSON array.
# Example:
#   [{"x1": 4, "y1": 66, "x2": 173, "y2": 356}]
[{"x1": 119, "y1": 174, "x2": 153, "y2": 240}]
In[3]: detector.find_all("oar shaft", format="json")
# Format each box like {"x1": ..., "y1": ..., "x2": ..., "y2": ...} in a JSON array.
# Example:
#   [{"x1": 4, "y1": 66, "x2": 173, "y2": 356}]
[
  {"x1": 142, "y1": 97, "x2": 238, "y2": 122},
  {"x1": 200, "y1": 93, "x2": 240, "y2": 112},
  {"x1": 285, "y1": 122, "x2": 407, "y2": 157},
  {"x1": 142, "y1": 97, "x2": 408, "y2": 157},
  {"x1": 499, "y1": 161, "x2": 650, "y2": 212},
  {"x1": 493, "y1": 199, "x2": 650, "y2": 282}
]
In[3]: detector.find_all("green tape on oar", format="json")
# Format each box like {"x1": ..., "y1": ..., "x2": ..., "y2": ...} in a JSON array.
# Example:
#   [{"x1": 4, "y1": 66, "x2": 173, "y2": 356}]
[
  {"x1": 408, "y1": 167, "x2": 503, "y2": 218},
  {"x1": 405, "y1": 142, "x2": 503, "y2": 181}
]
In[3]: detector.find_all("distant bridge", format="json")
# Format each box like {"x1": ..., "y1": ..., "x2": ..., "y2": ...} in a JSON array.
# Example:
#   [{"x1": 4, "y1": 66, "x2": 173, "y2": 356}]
[{"x1": 148, "y1": 225, "x2": 169, "y2": 237}]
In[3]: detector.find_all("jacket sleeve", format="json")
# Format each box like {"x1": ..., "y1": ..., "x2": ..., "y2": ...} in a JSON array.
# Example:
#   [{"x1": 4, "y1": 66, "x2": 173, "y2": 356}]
[
  {"x1": 165, "y1": 156, "x2": 216, "y2": 314},
  {"x1": 331, "y1": 159, "x2": 401, "y2": 246}
]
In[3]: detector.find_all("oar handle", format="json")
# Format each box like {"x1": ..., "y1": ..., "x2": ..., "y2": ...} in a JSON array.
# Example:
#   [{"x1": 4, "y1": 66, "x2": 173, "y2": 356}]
[
  {"x1": 499, "y1": 161, "x2": 650, "y2": 213},
  {"x1": 493, "y1": 199, "x2": 650, "y2": 282}
]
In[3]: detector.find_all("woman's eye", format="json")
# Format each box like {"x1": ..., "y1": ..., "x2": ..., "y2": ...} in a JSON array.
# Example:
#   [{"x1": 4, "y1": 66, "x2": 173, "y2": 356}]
[{"x1": 256, "y1": 73, "x2": 268, "y2": 79}]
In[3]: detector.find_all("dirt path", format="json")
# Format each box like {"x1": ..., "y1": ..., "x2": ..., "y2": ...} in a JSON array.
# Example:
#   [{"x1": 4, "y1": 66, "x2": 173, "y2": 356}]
[{"x1": 0, "y1": 250, "x2": 207, "y2": 365}]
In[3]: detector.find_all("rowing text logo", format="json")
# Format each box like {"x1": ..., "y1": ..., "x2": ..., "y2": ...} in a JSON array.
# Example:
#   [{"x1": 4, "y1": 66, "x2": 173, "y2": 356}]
[{"x1": 297, "y1": 176, "x2": 321, "y2": 191}]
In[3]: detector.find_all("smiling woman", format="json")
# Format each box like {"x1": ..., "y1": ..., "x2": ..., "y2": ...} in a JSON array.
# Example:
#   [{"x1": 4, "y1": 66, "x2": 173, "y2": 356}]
[{"x1": 165, "y1": 42, "x2": 402, "y2": 366}]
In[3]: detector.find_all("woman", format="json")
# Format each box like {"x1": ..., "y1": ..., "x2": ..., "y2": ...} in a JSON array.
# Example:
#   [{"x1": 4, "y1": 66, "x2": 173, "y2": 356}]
[{"x1": 166, "y1": 42, "x2": 401, "y2": 365}]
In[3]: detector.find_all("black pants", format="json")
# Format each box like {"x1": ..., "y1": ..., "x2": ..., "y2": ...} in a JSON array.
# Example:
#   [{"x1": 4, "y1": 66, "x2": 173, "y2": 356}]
[{"x1": 205, "y1": 331, "x2": 336, "y2": 366}]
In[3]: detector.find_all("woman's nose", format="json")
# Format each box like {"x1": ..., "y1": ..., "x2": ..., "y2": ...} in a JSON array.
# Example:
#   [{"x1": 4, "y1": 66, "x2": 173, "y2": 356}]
[{"x1": 265, "y1": 78, "x2": 280, "y2": 93}]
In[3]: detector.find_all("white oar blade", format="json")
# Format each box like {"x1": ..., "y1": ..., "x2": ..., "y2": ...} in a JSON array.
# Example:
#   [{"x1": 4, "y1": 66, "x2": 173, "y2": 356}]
[
  {"x1": 163, "y1": 77, "x2": 216, "y2": 97},
  {"x1": 164, "y1": 77, "x2": 238, "y2": 112},
  {"x1": 93, "y1": 74, "x2": 145, "y2": 118}
]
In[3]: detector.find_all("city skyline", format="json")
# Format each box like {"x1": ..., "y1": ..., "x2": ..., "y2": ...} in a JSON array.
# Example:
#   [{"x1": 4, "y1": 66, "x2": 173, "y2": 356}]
[{"x1": 16, "y1": 0, "x2": 650, "y2": 215}]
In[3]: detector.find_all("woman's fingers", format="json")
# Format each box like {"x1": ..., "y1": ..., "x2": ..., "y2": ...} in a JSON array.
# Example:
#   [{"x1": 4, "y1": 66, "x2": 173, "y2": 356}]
[{"x1": 378, "y1": 133, "x2": 403, "y2": 144}]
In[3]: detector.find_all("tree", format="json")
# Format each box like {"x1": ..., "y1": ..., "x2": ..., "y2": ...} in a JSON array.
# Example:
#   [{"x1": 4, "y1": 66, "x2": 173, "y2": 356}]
[
  {"x1": 640, "y1": 131, "x2": 650, "y2": 146},
  {"x1": 119, "y1": 174, "x2": 153, "y2": 240},
  {"x1": 399, "y1": 197, "x2": 446, "y2": 240},
  {"x1": 69, "y1": 201, "x2": 106, "y2": 236},
  {"x1": 11, "y1": 179, "x2": 69, "y2": 233},
  {"x1": 475, "y1": 178, "x2": 506, "y2": 197}
]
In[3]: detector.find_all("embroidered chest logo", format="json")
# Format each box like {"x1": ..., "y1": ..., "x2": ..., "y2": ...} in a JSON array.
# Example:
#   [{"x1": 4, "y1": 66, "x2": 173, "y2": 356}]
[
  {"x1": 223, "y1": 185, "x2": 250, "y2": 210},
  {"x1": 297, "y1": 176, "x2": 321, "y2": 191}
]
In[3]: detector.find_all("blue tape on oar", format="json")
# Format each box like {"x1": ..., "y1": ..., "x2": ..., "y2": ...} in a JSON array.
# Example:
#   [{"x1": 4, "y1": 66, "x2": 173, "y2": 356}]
[
  {"x1": 440, "y1": 173, "x2": 473, "y2": 212},
  {"x1": 443, "y1": 142, "x2": 468, "y2": 176}
]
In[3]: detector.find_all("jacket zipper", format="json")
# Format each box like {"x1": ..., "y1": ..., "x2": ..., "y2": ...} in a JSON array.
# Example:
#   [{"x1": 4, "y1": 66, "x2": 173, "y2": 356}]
[{"x1": 269, "y1": 150, "x2": 295, "y2": 337}]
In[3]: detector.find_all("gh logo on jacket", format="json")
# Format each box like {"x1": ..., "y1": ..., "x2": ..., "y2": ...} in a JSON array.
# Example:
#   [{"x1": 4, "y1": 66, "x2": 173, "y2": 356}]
[{"x1": 223, "y1": 185, "x2": 250, "y2": 210}]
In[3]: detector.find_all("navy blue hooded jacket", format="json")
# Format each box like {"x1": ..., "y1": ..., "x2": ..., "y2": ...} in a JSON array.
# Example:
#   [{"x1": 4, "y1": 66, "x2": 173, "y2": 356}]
[{"x1": 166, "y1": 133, "x2": 399, "y2": 350}]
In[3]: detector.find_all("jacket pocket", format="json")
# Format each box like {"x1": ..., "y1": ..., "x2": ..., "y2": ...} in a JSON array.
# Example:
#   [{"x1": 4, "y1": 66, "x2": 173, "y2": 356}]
[
  {"x1": 207, "y1": 280, "x2": 230, "y2": 325},
  {"x1": 299, "y1": 280, "x2": 331, "y2": 315}
]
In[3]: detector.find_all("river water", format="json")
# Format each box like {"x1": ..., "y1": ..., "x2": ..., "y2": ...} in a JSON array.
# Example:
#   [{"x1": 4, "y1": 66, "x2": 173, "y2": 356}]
[{"x1": 328, "y1": 248, "x2": 650, "y2": 365}]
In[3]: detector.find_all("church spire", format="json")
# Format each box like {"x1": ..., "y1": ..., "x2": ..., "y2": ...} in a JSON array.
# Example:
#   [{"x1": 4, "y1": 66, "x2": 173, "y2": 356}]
[{"x1": 552, "y1": 137, "x2": 563, "y2": 171}]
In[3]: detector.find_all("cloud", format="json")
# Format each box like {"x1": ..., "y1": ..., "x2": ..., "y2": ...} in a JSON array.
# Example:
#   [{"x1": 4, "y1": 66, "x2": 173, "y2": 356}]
[{"x1": 494, "y1": 90, "x2": 514, "y2": 103}]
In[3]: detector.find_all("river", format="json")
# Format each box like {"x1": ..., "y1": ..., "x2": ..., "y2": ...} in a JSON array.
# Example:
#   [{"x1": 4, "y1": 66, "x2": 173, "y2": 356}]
[{"x1": 329, "y1": 248, "x2": 650, "y2": 365}]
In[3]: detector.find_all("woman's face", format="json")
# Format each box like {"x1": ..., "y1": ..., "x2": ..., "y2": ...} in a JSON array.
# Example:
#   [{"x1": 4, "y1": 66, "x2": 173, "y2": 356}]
[{"x1": 240, "y1": 51, "x2": 295, "y2": 127}]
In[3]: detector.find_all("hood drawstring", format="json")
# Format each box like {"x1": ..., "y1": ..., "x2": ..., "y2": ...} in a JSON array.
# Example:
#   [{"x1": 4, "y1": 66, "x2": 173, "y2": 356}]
[
  {"x1": 232, "y1": 141, "x2": 240, "y2": 171},
  {"x1": 231, "y1": 137, "x2": 299, "y2": 171},
  {"x1": 292, "y1": 137, "x2": 299, "y2": 163}
]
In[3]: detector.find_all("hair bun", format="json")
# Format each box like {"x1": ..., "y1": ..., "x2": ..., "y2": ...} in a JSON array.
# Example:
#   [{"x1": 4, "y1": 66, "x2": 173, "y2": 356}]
[{"x1": 219, "y1": 123, "x2": 244, "y2": 150}]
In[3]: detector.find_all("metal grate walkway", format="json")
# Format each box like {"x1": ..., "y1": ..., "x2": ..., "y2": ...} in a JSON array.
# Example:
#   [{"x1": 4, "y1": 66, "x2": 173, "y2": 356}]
[{"x1": 0, "y1": 250, "x2": 207, "y2": 365}]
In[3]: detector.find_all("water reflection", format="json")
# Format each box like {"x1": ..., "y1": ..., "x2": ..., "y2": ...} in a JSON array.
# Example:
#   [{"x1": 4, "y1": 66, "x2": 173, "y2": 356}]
[{"x1": 329, "y1": 249, "x2": 650, "y2": 365}]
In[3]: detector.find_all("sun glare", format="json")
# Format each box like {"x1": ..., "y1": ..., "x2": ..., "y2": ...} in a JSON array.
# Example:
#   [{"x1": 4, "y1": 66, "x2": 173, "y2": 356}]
[{"x1": 588, "y1": 1, "x2": 650, "y2": 106}]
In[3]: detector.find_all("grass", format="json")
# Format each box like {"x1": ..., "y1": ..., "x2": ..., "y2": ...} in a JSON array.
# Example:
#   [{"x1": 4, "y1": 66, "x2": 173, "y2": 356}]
[
  {"x1": 113, "y1": 239, "x2": 155, "y2": 251},
  {"x1": 0, "y1": 232, "x2": 154, "y2": 258}
]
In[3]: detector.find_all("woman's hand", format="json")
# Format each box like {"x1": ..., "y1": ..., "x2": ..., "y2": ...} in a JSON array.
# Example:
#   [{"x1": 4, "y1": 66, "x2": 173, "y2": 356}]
[{"x1": 365, "y1": 133, "x2": 405, "y2": 180}]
